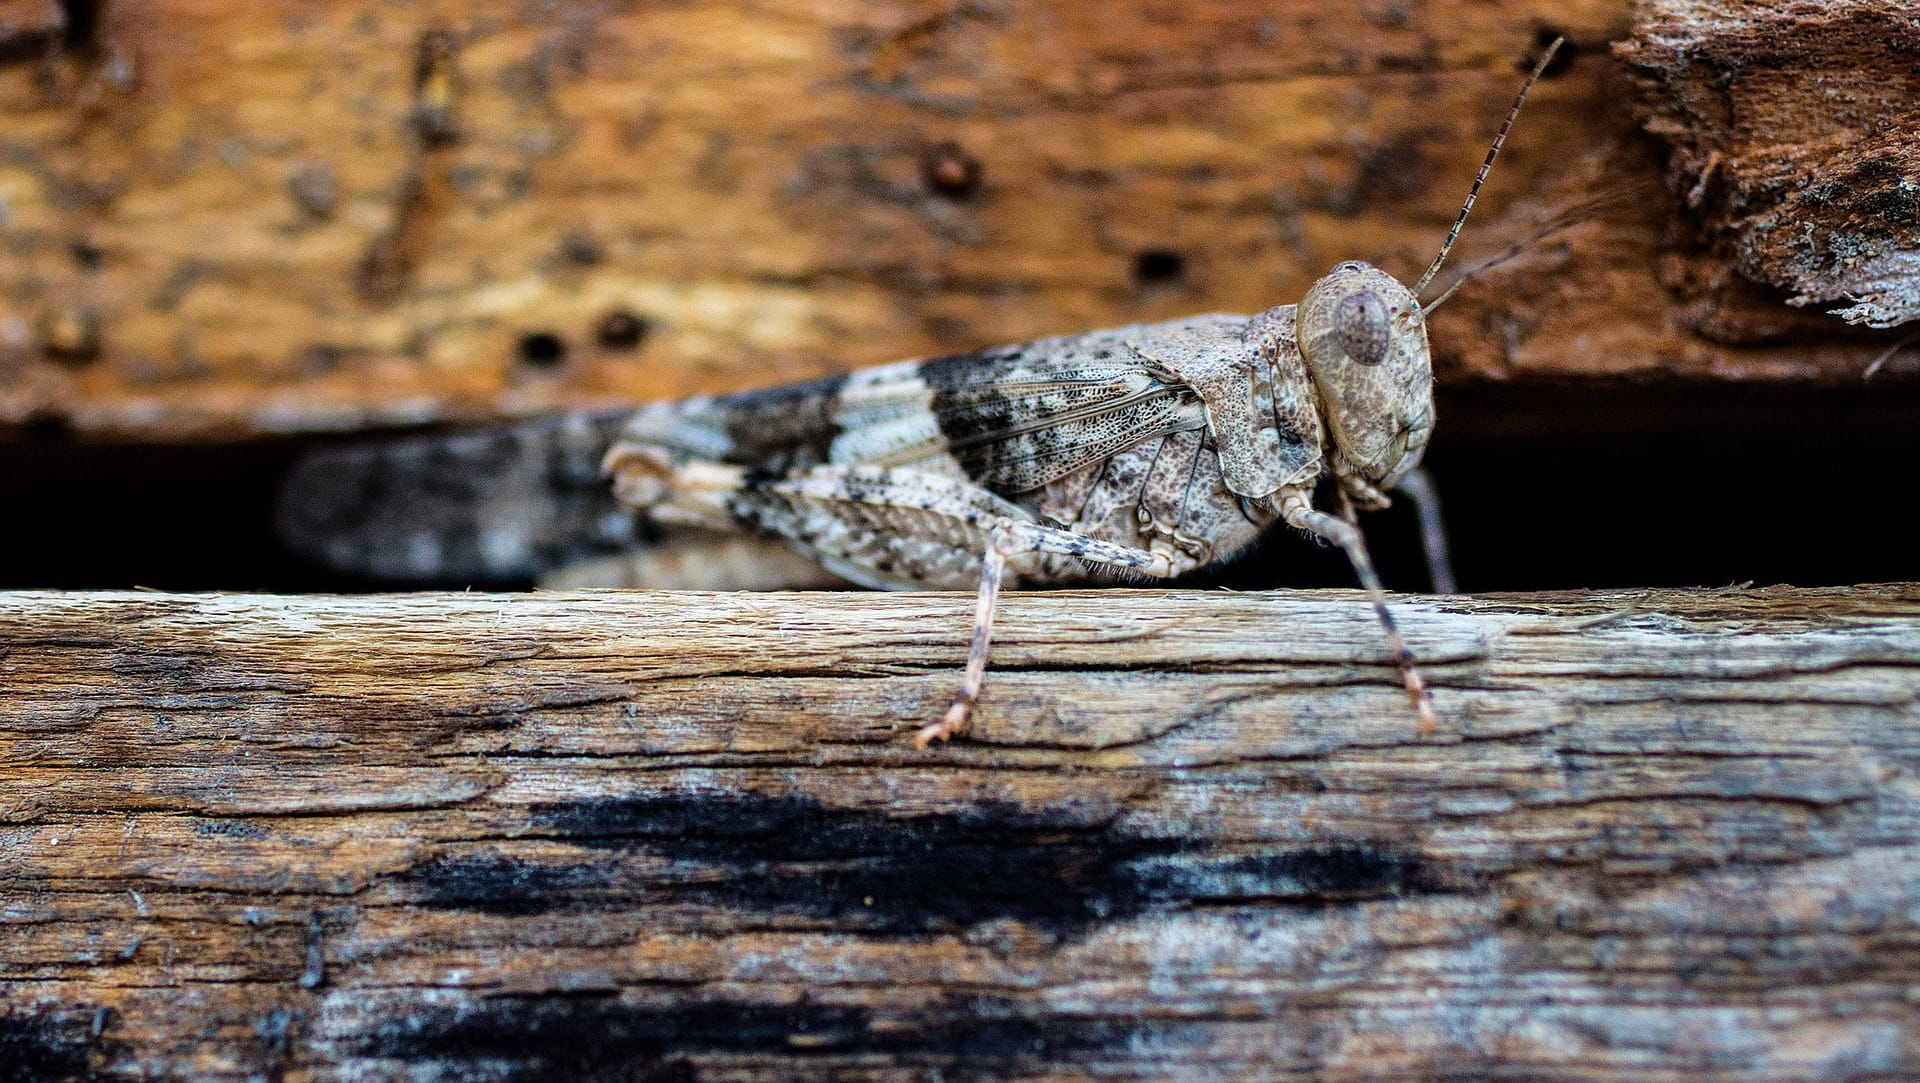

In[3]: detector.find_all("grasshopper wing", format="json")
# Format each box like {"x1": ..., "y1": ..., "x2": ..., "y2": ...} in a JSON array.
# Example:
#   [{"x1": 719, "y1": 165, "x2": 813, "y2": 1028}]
[
  {"x1": 823, "y1": 318, "x2": 1232, "y2": 495},
  {"x1": 275, "y1": 412, "x2": 636, "y2": 584},
  {"x1": 612, "y1": 319, "x2": 1225, "y2": 499}
]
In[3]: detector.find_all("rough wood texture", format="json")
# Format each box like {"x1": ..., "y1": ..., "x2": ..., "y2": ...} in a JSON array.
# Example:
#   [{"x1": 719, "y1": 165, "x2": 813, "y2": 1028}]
[
  {"x1": 3, "y1": 584, "x2": 1918, "y2": 1080},
  {"x1": 1, "y1": 1, "x2": 1912, "y2": 441},
  {"x1": 1619, "y1": 0, "x2": 1920, "y2": 331}
]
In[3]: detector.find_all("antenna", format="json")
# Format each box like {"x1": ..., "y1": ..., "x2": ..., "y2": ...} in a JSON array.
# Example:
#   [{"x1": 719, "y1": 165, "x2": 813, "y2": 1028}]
[
  {"x1": 1412, "y1": 36, "x2": 1564, "y2": 297},
  {"x1": 1419, "y1": 181, "x2": 1646, "y2": 316}
]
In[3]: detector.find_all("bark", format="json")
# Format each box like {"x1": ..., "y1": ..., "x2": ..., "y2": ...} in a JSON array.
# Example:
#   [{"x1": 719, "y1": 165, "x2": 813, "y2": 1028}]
[
  {"x1": 1, "y1": 1, "x2": 1913, "y2": 442},
  {"x1": 2, "y1": 584, "x2": 1918, "y2": 1081}
]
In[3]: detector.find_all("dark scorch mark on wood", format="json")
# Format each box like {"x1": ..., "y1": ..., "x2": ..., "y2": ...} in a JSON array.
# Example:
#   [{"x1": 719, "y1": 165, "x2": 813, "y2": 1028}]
[
  {"x1": 350, "y1": 992, "x2": 1172, "y2": 1083},
  {"x1": 0, "y1": 1005, "x2": 116, "y2": 1083},
  {"x1": 400, "y1": 793, "x2": 1429, "y2": 932}
]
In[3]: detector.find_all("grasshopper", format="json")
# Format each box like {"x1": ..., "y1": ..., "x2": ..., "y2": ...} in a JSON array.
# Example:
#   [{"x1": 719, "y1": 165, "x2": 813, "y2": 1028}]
[{"x1": 279, "y1": 43, "x2": 1562, "y2": 747}]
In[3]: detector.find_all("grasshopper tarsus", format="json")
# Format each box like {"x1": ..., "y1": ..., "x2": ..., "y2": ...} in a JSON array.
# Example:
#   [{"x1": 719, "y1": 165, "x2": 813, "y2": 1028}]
[
  {"x1": 1287, "y1": 489, "x2": 1439, "y2": 737},
  {"x1": 1396, "y1": 638, "x2": 1439, "y2": 735},
  {"x1": 915, "y1": 703, "x2": 970, "y2": 750}
]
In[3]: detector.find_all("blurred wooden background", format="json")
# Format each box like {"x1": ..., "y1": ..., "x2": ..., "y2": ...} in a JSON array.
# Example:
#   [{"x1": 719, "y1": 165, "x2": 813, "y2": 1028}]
[{"x1": 3, "y1": 0, "x2": 1915, "y2": 441}]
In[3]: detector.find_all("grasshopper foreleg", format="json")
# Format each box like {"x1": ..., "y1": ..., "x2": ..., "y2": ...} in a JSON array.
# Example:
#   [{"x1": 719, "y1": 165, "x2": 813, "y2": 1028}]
[{"x1": 1279, "y1": 489, "x2": 1438, "y2": 733}]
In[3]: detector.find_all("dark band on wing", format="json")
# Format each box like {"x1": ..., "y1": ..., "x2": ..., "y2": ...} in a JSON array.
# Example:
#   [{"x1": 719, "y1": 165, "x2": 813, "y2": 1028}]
[
  {"x1": 715, "y1": 371, "x2": 851, "y2": 476},
  {"x1": 919, "y1": 345, "x2": 1205, "y2": 496}
]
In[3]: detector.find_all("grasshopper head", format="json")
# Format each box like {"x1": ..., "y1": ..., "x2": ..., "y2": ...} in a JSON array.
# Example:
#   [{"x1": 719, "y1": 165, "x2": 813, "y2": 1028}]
[{"x1": 1297, "y1": 260, "x2": 1433, "y2": 506}]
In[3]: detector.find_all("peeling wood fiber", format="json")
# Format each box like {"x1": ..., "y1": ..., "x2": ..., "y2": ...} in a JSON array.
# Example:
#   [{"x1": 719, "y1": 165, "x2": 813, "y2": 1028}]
[{"x1": 1620, "y1": 0, "x2": 1920, "y2": 329}]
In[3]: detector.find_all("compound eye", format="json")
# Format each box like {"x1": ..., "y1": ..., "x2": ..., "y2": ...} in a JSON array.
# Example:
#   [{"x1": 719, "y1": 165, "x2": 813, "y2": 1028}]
[{"x1": 1333, "y1": 289, "x2": 1391, "y2": 366}]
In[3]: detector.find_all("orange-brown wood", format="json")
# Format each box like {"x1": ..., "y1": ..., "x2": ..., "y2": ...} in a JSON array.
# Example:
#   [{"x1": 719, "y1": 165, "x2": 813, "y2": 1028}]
[{"x1": 2, "y1": 1, "x2": 1912, "y2": 441}]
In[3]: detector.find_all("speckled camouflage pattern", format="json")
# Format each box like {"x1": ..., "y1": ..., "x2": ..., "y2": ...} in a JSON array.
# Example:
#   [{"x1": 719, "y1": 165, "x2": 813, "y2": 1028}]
[
  {"x1": 598, "y1": 283, "x2": 1427, "y2": 595},
  {"x1": 590, "y1": 259, "x2": 1440, "y2": 745},
  {"x1": 277, "y1": 265, "x2": 1433, "y2": 594}
]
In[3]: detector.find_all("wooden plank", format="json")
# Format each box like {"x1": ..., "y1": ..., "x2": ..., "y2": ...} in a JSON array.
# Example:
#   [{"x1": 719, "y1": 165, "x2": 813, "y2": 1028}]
[
  {"x1": 2, "y1": 584, "x2": 1918, "y2": 1080},
  {"x1": 1, "y1": 1, "x2": 1912, "y2": 441}
]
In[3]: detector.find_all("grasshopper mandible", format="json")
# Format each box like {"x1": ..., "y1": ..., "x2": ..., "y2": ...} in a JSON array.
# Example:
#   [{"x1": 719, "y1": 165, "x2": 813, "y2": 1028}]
[{"x1": 279, "y1": 42, "x2": 1563, "y2": 747}]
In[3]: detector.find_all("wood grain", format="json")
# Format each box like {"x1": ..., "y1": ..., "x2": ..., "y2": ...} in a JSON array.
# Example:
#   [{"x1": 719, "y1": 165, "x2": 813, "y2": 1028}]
[
  {"x1": 3, "y1": 584, "x2": 1918, "y2": 1080},
  {"x1": 1, "y1": 1, "x2": 1912, "y2": 441}
]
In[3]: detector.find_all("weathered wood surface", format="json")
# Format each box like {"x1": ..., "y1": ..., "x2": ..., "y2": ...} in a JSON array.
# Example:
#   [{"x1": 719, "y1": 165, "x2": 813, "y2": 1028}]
[
  {"x1": 2, "y1": 584, "x2": 1918, "y2": 1080},
  {"x1": 2, "y1": 1, "x2": 1914, "y2": 442},
  {"x1": 1619, "y1": 0, "x2": 1920, "y2": 332}
]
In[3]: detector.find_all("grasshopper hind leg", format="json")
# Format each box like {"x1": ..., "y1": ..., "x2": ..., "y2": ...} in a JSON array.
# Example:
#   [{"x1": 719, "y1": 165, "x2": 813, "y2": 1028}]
[
  {"x1": 724, "y1": 464, "x2": 1181, "y2": 746},
  {"x1": 915, "y1": 517, "x2": 1178, "y2": 749},
  {"x1": 606, "y1": 455, "x2": 1187, "y2": 747}
]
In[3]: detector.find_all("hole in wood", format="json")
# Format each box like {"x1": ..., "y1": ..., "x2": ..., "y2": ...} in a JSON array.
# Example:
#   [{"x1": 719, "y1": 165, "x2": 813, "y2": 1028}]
[
  {"x1": 517, "y1": 331, "x2": 567, "y2": 369},
  {"x1": 920, "y1": 142, "x2": 982, "y2": 199},
  {"x1": 69, "y1": 239, "x2": 104, "y2": 270},
  {"x1": 595, "y1": 311, "x2": 651, "y2": 351},
  {"x1": 1131, "y1": 249, "x2": 1185, "y2": 287},
  {"x1": 559, "y1": 232, "x2": 605, "y2": 267}
]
